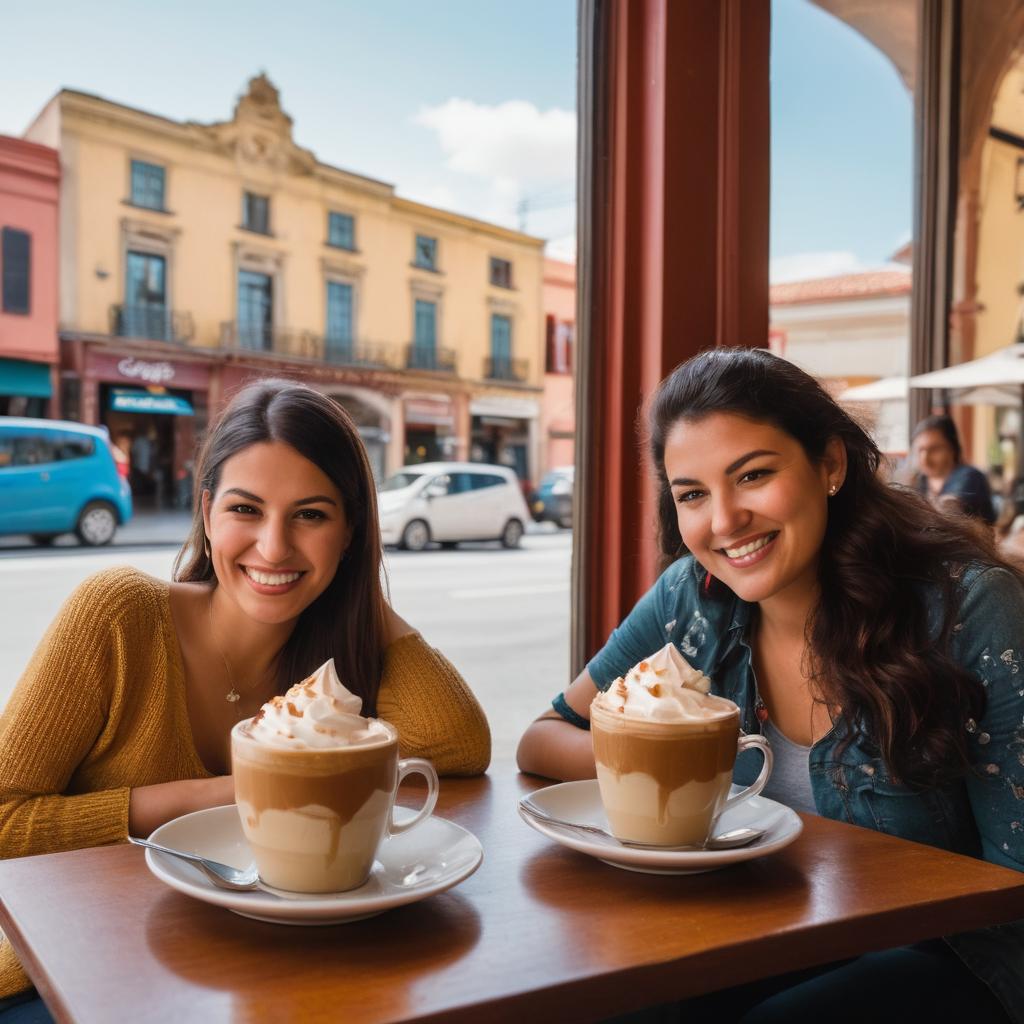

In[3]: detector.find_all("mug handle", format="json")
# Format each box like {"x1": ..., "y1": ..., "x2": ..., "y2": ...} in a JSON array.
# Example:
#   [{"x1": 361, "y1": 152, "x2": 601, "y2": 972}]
[
  {"x1": 388, "y1": 758, "x2": 440, "y2": 837},
  {"x1": 720, "y1": 733, "x2": 773, "y2": 814}
]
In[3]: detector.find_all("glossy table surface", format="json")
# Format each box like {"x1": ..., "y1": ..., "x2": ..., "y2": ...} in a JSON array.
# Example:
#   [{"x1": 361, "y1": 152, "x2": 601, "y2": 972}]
[{"x1": 2, "y1": 765, "x2": 1024, "y2": 1023}]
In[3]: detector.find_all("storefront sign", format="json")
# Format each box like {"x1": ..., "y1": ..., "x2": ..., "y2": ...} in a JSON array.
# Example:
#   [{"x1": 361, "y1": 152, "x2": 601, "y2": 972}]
[
  {"x1": 111, "y1": 389, "x2": 195, "y2": 415},
  {"x1": 469, "y1": 396, "x2": 539, "y2": 419},
  {"x1": 405, "y1": 396, "x2": 454, "y2": 429},
  {"x1": 86, "y1": 349, "x2": 211, "y2": 391},
  {"x1": 117, "y1": 357, "x2": 175, "y2": 384}
]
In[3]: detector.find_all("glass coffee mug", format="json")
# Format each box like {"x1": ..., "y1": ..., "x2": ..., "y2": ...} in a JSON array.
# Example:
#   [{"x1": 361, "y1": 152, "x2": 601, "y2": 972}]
[
  {"x1": 231, "y1": 719, "x2": 439, "y2": 892},
  {"x1": 591, "y1": 700, "x2": 773, "y2": 847}
]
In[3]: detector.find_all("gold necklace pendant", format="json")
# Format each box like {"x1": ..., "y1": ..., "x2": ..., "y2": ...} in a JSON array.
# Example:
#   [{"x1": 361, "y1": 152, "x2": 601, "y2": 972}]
[{"x1": 209, "y1": 591, "x2": 256, "y2": 705}]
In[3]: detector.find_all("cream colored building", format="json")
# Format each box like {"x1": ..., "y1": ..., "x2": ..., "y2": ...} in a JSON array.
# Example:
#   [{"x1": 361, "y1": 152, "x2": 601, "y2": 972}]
[
  {"x1": 23, "y1": 75, "x2": 545, "y2": 500},
  {"x1": 770, "y1": 266, "x2": 912, "y2": 455}
]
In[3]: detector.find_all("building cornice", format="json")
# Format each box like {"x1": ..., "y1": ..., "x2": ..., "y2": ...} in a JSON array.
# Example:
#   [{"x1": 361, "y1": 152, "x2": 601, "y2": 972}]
[
  {"x1": 0, "y1": 134, "x2": 60, "y2": 181},
  {"x1": 55, "y1": 89, "x2": 396, "y2": 201},
  {"x1": 391, "y1": 196, "x2": 545, "y2": 248}
]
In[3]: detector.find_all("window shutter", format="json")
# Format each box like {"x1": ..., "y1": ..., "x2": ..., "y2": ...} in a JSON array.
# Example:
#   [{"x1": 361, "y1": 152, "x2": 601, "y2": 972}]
[{"x1": 2, "y1": 228, "x2": 31, "y2": 315}]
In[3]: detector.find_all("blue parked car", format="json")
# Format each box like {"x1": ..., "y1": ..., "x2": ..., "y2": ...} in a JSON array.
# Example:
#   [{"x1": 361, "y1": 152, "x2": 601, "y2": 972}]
[{"x1": 0, "y1": 418, "x2": 133, "y2": 546}]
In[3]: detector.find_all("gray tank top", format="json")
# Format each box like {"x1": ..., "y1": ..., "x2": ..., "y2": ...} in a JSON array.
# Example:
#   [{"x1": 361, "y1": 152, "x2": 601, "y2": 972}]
[{"x1": 759, "y1": 721, "x2": 817, "y2": 815}]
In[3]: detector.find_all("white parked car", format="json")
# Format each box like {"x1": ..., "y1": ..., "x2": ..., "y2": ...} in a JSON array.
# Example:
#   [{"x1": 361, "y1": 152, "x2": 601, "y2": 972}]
[{"x1": 377, "y1": 462, "x2": 531, "y2": 551}]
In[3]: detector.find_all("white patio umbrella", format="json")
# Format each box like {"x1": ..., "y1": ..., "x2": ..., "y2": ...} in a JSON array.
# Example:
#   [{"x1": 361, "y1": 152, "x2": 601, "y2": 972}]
[
  {"x1": 837, "y1": 377, "x2": 908, "y2": 402},
  {"x1": 909, "y1": 342, "x2": 1024, "y2": 474},
  {"x1": 908, "y1": 343, "x2": 1024, "y2": 398}
]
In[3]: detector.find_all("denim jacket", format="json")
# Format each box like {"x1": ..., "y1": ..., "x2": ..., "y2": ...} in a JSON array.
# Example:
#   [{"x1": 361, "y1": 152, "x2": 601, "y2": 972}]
[{"x1": 584, "y1": 556, "x2": 1024, "y2": 1021}]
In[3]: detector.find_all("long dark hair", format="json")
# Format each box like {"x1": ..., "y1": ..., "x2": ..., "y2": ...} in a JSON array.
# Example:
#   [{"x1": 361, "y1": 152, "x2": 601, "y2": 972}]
[
  {"x1": 648, "y1": 347, "x2": 1012, "y2": 788},
  {"x1": 173, "y1": 379, "x2": 389, "y2": 713}
]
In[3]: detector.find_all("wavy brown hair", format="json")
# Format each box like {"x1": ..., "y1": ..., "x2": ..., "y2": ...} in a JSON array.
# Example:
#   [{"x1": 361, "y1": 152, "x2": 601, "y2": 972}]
[
  {"x1": 174, "y1": 379, "x2": 389, "y2": 713},
  {"x1": 648, "y1": 347, "x2": 1016, "y2": 789}
]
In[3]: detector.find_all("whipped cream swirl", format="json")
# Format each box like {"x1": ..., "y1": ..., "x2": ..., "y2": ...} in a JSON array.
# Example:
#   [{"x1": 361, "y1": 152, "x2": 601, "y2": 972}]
[
  {"x1": 244, "y1": 659, "x2": 392, "y2": 750},
  {"x1": 592, "y1": 643, "x2": 736, "y2": 722}
]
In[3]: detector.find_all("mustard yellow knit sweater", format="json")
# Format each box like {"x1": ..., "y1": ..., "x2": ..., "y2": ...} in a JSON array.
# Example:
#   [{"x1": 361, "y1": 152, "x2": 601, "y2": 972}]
[{"x1": 0, "y1": 567, "x2": 490, "y2": 998}]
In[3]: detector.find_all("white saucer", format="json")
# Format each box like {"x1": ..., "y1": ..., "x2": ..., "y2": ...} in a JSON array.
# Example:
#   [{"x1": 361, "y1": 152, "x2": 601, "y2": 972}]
[
  {"x1": 519, "y1": 780, "x2": 803, "y2": 875},
  {"x1": 144, "y1": 805, "x2": 483, "y2": 925}
]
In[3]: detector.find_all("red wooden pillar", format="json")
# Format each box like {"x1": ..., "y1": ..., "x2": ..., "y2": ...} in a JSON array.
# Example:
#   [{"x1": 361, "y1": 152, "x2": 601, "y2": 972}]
[{"x1": 573, "y1": 0, "x2": 770, "y2": 673}]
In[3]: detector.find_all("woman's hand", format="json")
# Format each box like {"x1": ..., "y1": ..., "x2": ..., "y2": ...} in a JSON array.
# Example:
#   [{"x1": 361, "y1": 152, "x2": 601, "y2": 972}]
[
  {"x1": 516, "y1": 669, "x2": 601, "y2": 781},
  {"x1": 128, "y1": 775, "x2": 235, "y2": 838}
]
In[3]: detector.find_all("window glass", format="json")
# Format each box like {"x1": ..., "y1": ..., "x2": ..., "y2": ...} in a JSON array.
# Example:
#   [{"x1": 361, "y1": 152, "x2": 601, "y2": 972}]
[
  {"x1": 11, "y1": 433, "x2": 56, "y2": 466},
  {"x1": 243, "y1": 192, "x2": 270, "y2": 234},
  {"x1": 55, "y1": 433, "x2": 94, "y2": 461},
  {"x1": 1, "y1": 227, "x2": 30, "y2": 315},
  {"x1": 380, "y1": 471, "x2": 426, "y2": 491},
  {"x1": 328, "y1": 212, "x2": 355, "y2": 249},
  {"x1": 0, "y1": 435, "x2": 13, "y2": 469},
  {"x1": 469, "y1": 473, "x2": 505, "y2": 490},
  {"x1": 414, "y1": 299, "x2": 437, "y2": 349},
  {"x1": 130, "y1": 160, "x2": 166, "y2": 210},
  {"x1": 489, "y1": 257, "x2": 513, "y2": 288},
  {"x1": 326, "y1": 281, "x2": 353, "y2": 343},
  {"x1": 490, "y1": 314, "x2": 513, "y2": 379},
  {"x1": 123, "y1": 251, "x2": 168, "y2": 340},
  {"x1": 414, "y1": 234, "x2": 437, "y2": 270},
  {"x1": 238, "y1": 270, "x2": 273, "y2": 349},
  {"x1": 447, "y1": 472, "x2": 476, "y2": 494}
]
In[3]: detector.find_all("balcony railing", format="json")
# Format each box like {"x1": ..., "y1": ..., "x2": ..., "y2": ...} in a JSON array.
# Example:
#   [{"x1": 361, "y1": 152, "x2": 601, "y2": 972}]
[
  {"x1": 323, "y1": 339, "x2": 395, "y2": 369},
  {"x1": 405, "y1": 344, "x2": 457, "y2": 373},
  {"x1": 219, "y1": 322, "x2": 320, "y2": 359},
  {"x1": 110, "y1": 304, "x2": 194, "y2": 344},
  {"x1": 484, "y1": 356, "x2": 529, "y2": 383}
]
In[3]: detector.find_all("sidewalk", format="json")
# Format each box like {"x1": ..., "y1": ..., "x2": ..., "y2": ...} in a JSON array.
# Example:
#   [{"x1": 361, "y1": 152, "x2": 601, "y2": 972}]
[
  {"x1": 1, "y1": 509, "x2": 559, "y2": 552},
  {"x1": 114, "y1": 509, "x2": 192, "y2": 546},
  {"x1": 0, "y1": 508, "x2": 192, "y2": 551}
]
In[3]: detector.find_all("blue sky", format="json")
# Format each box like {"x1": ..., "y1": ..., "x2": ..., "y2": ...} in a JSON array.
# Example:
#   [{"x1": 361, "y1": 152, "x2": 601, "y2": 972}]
[
  {"x1": 0, "y1": 0, "x2": 912, "y2": 279},
  {"x1": 771, "y1": 0, "x2": 913, "y2": 279}
]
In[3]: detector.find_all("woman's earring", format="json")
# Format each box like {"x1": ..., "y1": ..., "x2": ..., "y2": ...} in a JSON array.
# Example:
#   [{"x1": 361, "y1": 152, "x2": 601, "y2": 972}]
[{"x1": 828, "y1": 484, "x2": 838, "y2": 496}]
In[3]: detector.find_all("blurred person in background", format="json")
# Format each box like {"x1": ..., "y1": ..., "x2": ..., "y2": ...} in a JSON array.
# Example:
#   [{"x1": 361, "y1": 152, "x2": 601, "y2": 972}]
[{"x1": 912, "y1": 414, "x2": 995, "y2": 524}]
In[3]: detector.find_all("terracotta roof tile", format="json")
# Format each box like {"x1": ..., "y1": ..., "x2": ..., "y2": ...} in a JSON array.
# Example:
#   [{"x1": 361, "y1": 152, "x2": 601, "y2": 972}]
[{"x1": 770, "y1": 269, "x2": 911, "y2": 306}]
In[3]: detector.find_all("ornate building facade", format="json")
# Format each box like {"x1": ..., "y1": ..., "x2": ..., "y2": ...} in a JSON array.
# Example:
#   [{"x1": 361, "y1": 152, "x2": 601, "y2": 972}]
[{"x1": 23, "y1": 75, "x2": 545, "y2": 504}]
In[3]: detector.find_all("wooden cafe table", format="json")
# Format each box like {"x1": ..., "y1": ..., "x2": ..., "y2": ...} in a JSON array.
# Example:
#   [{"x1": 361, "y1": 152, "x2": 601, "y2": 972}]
[{"x1": 2, "y1": 763, "x2": 1024, "y2": 1024}]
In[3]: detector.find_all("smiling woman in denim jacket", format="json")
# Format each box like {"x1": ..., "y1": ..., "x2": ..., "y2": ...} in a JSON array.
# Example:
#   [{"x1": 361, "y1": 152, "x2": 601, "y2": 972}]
[{"x1": 518, "y1": 348, "x2": 1024, "y2": 1024}]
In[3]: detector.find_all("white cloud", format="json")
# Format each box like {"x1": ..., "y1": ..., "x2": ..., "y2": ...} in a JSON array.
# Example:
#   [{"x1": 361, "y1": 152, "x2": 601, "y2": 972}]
[
  {"x1": 415, "y1": 98, "x2": 575, "y2": 182},
  {"x1": 412, "y1": 97, "x2": 576, "y2": 237},
  {"x1": 545, "y1": 234, "x2": 576, "y2": 262}
]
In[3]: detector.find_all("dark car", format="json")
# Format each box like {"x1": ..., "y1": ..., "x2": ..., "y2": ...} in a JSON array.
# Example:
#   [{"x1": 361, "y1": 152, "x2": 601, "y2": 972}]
[{"x1": 532, "y1": 465, "x2": 573, "y2": 529}]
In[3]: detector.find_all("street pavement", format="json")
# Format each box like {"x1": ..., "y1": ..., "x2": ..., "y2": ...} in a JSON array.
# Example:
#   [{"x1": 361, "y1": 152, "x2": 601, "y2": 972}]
[
  {"x1": 0, "y1": 509, "x2": 193, "y2": 551},
  {"x1": 0, "y1": 531, "x2": 572, "y2": 764}
]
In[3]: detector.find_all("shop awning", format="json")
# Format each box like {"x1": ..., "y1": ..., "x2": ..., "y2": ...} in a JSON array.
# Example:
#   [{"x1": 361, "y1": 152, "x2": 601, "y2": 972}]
[
  {"x1": 0, "y1": 357, "x2": 51, "y2": 398},
  {"x1": 110, "y1": 389, "x2": 194, "y2": 415}
]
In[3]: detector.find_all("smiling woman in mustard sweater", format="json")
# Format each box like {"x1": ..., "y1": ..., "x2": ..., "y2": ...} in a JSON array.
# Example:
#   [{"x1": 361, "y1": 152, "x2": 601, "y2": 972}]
[{"x1": 0, "y1": 381, "x2": 490, "y2": 1013}]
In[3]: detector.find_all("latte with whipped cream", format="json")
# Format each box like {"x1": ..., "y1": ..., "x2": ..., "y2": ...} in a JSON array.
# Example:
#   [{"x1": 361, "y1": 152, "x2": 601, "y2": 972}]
[
  {"x1": 591, "y1": 644, "x2": 772, "y2": 846},
  {"x1": 232, "y1": 659, "x2": 438, "y2": 892}
]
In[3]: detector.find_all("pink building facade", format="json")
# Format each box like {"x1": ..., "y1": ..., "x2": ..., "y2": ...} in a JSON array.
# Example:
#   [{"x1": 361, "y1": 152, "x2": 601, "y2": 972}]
[
  {"x1": 541, "y1": 258, "x2": 575, "y2": 474},
  {"x1": 0, "y1": 135, "x2": 60, "y2": 417}
]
